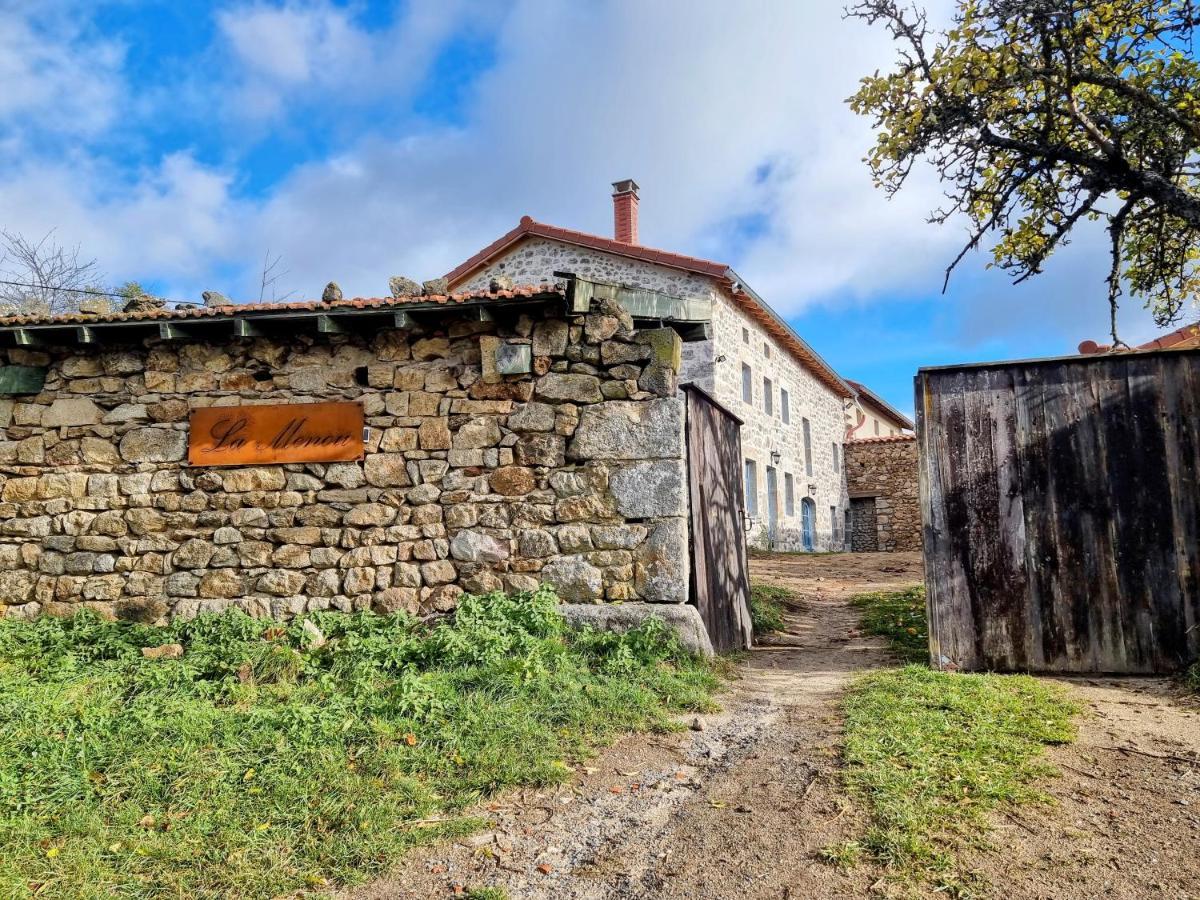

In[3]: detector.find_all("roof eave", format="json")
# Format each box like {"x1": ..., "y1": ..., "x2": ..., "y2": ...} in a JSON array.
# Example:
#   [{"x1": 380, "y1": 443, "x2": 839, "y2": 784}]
[{"x1": 722, "y1": 268, "x2": 854, "y2": 399}]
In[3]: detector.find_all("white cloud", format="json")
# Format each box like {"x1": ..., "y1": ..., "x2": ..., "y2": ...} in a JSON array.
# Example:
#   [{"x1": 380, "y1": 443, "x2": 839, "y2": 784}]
[
  {"x1": 0, "y1": 3, "x2": 125, "y2": 139},
  {"x1": 0, "y1": 153, "x2": 244, "y2": 292},
  {"x1": 0, "y1": 0, "x2": 1180, "y2": 355},
  {"x1": 215, "y1": 0, "x2": 489, "y2": 120}
]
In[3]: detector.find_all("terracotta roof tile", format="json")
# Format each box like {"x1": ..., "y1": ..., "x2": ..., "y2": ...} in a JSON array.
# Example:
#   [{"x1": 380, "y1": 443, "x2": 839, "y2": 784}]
[
  {"x1": 445, "y1": 216, "x2": 729, "y2": 285},
  {"x1": 848, "y1": 434, "x2": 917, "y2": 445},
  {"x1": 0, "y1": 284, "x2": 562, "y2": 329},
  {"x1": 1078, "y1": 320, "x2": 1200, "y2": 355},
  {"x1": 445, "y1": 217, "x2": 853, "y2": 398}
]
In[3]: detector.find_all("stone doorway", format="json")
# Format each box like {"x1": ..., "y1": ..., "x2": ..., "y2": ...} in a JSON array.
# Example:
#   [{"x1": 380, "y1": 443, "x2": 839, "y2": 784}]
[{"x1": 849, "y1": 496, "x2": 878, "y2": 552}]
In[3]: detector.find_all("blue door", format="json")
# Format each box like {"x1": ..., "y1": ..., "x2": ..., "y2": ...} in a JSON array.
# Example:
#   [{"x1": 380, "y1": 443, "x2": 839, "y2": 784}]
[{"x1": 801, "y1": 498, "x2": 815, "y2": 551}]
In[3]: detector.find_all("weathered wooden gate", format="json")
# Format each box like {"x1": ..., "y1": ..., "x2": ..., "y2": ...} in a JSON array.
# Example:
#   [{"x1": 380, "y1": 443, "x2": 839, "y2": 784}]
[
  {"x1": 683, "y1": 384, "x2": 753, "y2": 652},
  {"x1": 917, "y1": 348, "x2": 1200, "y2": 674}
]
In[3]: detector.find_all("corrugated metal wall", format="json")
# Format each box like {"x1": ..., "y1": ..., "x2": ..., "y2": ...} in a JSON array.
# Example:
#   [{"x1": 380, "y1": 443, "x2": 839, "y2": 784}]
[{"x1": 916, "y1": 349, "x2": 1200, "y2": 674}]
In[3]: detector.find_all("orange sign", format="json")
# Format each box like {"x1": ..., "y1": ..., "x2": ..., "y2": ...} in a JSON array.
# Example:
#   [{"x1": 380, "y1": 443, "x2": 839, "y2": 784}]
[{"x1": 188, "y1": 402, "x2": 365, "y2": 466}]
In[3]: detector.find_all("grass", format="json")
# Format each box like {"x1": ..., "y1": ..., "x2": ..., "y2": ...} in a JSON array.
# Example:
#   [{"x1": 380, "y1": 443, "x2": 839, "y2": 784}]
[
  {"x1": 851, "y1": 585, "x2": 929, "y2": 663},
  {"x1": 0, "y1": 587, "x2": 718, "y2": 899},
  {"x1": 1185, "y1": 661, "x2": 1200, "y2": 693},
  {"x1": 749, "y1": 583, "x2": 792, "y2": 636},
  {"x1": 836, "y1": 666, "x2": 1079, "y2": 894}
]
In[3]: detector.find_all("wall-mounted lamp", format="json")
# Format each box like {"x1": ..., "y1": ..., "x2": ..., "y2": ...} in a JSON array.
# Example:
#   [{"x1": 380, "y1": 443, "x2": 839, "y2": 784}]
[
  {"x1": 808, "y1": 483, "x2": 818, "y2": 496},
  {"x1": 770, "y1": 449, "x2": 782, "y2": 465},
  {"x1": 715, "y1": 354, "x2": 727, "y2": 363}
]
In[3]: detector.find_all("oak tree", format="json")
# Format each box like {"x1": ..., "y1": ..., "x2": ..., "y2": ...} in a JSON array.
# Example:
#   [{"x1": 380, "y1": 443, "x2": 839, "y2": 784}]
[{"x1": 849, "y1": 0, "x2": 1200, "y2": 343}]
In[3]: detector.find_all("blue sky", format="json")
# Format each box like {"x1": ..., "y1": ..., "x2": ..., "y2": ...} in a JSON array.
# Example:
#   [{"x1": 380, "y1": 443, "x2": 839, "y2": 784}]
[{"x1": 0, "y1": 0, "x2": 1176, "y2": 417}]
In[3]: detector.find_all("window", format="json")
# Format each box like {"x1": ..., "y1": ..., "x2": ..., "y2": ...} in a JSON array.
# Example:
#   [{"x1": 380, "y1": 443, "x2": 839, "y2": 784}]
[
  {"x1": 763, "y1": 342, "x2": 770, "y2": 359},
  {"x1": 802, "y1": 418, "x2": 813, "y2": 476},
  {"x1": 744, "y1": 460, "x2": 758, "y2": 516},
  {"x1": 785, "y1": 473, "x2": 795, "y2": 517},
  {"x1": 742, "y1": 327, "x2": 749, "y2": 344},
  {"x1": 763, "y1": 377, "x2": 773, "y2": 415},
  {"x1": 874, "y1": 419, "x2": 880, "y2": 436},
  {"x1": 781, "y1": 388, "x2": 790, "y2": 424},
  {"x1": 832, "y1": 442, "x2": 840, "y2": 473},
  {"x1": 831, "y1": 506, "x2": 839, "y2": 541},
  {"x1": 742, "y1": 364, "x2": 753, "y2": 404}
]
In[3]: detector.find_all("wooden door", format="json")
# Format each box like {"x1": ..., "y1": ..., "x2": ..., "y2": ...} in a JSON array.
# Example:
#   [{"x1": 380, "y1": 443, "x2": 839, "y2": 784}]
[{"x1": 683, "y1": 385, "x2": 753, "y2": 652}]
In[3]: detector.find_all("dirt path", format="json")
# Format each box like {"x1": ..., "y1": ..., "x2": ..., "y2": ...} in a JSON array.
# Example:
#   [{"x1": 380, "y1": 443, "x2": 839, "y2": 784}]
[
  {"x1": 347, "y1": 552, "x2": 915, "y2": 899},
  {"x1": 961, "y1": 677, "x2": 1200, "y2": 899},
  {"x1": 347, "y1": 551, "x2": 1200, "y2": 899}
]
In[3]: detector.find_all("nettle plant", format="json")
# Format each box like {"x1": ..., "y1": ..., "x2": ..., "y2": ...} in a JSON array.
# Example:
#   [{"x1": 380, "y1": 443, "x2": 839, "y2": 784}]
[{"x1": 850, "y1": 0, "x2": 1200, "y2": 343}]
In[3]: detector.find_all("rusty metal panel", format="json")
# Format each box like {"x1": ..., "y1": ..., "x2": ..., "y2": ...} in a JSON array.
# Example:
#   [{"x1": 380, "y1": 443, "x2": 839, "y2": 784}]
[
  {"x1": 918, "y1": 348, "x2": 1200, "y2": 674},
  {"x1": 188, "y1": 401, "x2": 365, "y2": 467}
]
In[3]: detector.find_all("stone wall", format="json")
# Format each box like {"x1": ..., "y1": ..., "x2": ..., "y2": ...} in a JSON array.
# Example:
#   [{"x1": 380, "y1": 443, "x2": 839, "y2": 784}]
[
  {"x1": 844, "y1": 437, "x2": 921, "y2": 552},
  {"x1": 0, "y1": 297, "x2": 691, "y2": 624},
  {"x1": 708, "y1": 293, "x2": 849, "y2": 552},
  {"x1": 452, "y1": 237, "x2": 852, "y2": 552}
]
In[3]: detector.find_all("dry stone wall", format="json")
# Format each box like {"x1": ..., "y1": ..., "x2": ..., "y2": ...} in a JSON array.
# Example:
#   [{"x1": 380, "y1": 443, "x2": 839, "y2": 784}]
[
  {"x1": 0, "y1": 298, "x2": 690, "y2": 624},
  {"x1": 454, "y1": 237, "x2": 852, "y2": 553},
  {"x1": 844, "y1": 437, "x2": 921, "y2": 552}
]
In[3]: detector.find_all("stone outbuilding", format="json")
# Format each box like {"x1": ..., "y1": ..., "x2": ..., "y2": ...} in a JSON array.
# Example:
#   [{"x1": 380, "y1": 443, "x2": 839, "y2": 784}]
[
  {"x1": 0, "y1": 280, "x2": 735, "y2": 651},
  {"x1": 844, "y1": 435, "x2": 920, "y2": 552}
]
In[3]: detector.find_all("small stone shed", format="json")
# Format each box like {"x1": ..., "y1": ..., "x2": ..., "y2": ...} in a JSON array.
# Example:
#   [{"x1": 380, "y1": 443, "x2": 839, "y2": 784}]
[
  {"x1": 844, "y1": 435, "x2": 920, "y2": 552},
  {"x1": 0, "y1": 280, "x2": 731, "y2": 652}
]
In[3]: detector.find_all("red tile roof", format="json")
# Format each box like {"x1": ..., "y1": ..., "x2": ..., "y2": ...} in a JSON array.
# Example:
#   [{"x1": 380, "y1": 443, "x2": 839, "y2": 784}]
[
  {"x1": 445, "y1": 217, "x2": 853, "y2": 398},
  {"x1": 848, "y1": 434, "x2": 917, "y2": 445},
  {"x1": 445, "y1": 216, "x2": 729, "y2": 285},
  {"x1": 0, "y1": 285, "x2": 562, "y2": 328},
  {"x1": 1078, "y1": 320, "x2": 1200, "y2": 355}
]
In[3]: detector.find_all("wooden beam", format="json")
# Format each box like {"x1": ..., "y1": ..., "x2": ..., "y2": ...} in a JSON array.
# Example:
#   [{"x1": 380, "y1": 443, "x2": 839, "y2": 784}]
[
  {"x1": 317, "y1": 314, "x2": 349, "y2": 334},
  {"x1": 463, "y1": 306, "x2": 494, "y2": 323},
  {"x1": 233, "y1": 319, "x2": 263, "y2": 338},
  {"x1": 13, "y1": 328, "x2": 42, "y2": 346},
  {"x1": 158, "y1": 322, "x2": 188, "y2": 340},
  {"x1": 75, "y1": 326, "x2": 98, "y2": 344}
]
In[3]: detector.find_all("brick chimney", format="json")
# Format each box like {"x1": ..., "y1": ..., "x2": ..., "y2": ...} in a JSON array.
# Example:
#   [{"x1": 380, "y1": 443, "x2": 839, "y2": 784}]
[{"x1": 612, "y1": 179, "x2": 639, "y2": 245}]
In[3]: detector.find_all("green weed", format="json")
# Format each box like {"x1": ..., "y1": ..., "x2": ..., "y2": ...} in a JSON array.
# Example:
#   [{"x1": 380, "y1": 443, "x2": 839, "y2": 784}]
[
  {"x1": 464, "y1": 888, "x2": 509, "y2": 900},
  {"x1": 839, "y1": 666, "x2": 1078, "y2": 893},
  {"x1": 1184, "y1": 661, "x2": 1200, "y2": 693},
  {"x1": 749, "y1": 583, "x2": 791, "y2": 636},
  {"x1": 0, "y1": 587, "x2": 717, "y2": 899},
  {"x1": 851, "y1": 586, "x2": 928, "y2": 663}
]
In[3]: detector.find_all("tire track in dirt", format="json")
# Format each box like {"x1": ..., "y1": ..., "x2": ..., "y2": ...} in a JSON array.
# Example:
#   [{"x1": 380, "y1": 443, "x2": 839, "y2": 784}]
[{"x1": 348, "y1": 552, "x2": 915, "y2": 899}]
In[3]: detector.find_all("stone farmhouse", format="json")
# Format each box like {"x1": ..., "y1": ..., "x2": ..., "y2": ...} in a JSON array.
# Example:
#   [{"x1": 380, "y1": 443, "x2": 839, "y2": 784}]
[
  {"x1": 845, "y1": 378, "x2": 913, "y2": 439},
  {"x1": 446, "y1": 181, "x2": 855, "y2": 552}
]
